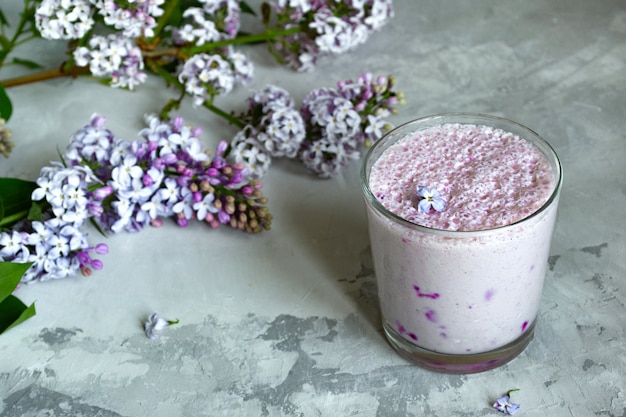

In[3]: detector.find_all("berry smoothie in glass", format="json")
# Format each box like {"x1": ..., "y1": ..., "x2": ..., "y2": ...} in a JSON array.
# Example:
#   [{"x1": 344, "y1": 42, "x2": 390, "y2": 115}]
[{"x1": 360, "y1": 113, "x2": 562, "y2": 373}]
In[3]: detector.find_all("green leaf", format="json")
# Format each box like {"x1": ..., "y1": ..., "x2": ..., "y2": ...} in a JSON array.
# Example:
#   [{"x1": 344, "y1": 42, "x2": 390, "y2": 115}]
[
  {"x1": 0, "y1": 261, "x2": 32, "y2": 303},
  {"x1": 240, "y1": 1, "x2": 257, "y2": 16},
  {"x1": 11, "y1": 57, "x2": 43, "y2": 69},
  {"x1": 27, "y1": 202, "x2": 43, "y2": 222},
  {"x1": 0, "y1": 9, "x2": 9, "y2": 27},
  {"x1": 0, "y1": 262, "x2": 36, "y2": 335},
  {"x1": 261, "y1": 2, "x2": 272, "y2": 26},
  {"x1": 0, "y1": 178, "x2": 38, "y2": 228},
  {"x1": 0, "y1": 84, "x2": 12, "y2": 121},
  {"x1": 0, "y1": 34, "x2": 11, "y2": 50},
  {"x1": 0, "y1": 295, "x2": 36, "y2": 334}
]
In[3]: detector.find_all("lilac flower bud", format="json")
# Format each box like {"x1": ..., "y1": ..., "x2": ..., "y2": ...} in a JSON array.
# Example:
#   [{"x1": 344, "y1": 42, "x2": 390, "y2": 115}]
[
  {"x1": 207, "y1": 167, "x2": 219, "y2": 177},
  {"x1": 152, "y1": 158, "x2": 165, "y2": 170},
  {"x1": 91, "y1": 114, "x2": 107, "y2": 128},
  {"x1": 191, "y1": 127, "x2": 203, "y2": 137},
  {"x1": 193, "y1": 191, "x2": 203, "y2": 203},
  {"x1": 87, "y1": 202, "x2": 104, "y2": 217},
  {"x1": 216, "y1": 140, "x2": 229, "y2": 156},
  {"x1": 218, "y1": 210, "x2": 231, "y2": 224},
  {"x1": 91, "y1": 259, "x2": 103, "y2": 270},
  {"x1": 94, "y1": 243, "x2": 109, "y2": 254},
  {"x1": 172, "y1": 116, "x2": 184, "y2": 131},
  {"x1": 151, "y1": 218, "x2": 163, "y2": 228},
  {"x1": 76, "y1": 251, "x2": 91, "y2": 267},
  {"x1": 242, "y1": 186, "x2": 253, "y2": 195},
  {"x1": 213, "y1": 158, "x2": 226, "y2": 169},
  {"x1": 92, "y1": 185, "x2": 113, "y2": 201},
  {"x1": 354, "y1": 101, "x2": 366, "y2": 112},
  {"x1": 142, "y1": 173, "x2": 154, "y2": 187},
  {"x1": 162, "y1": 153, "x2": 178, "y2": 164},
  {"x1": 176, "y1": 176, "x2": 188, "y2": 187}
]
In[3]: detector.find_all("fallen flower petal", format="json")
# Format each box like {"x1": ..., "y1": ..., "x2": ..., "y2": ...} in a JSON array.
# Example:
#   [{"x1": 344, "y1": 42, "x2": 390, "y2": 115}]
[
  {"x1": 493, "y1": 390, "x2": 521, "y2": 415},
  {"x1": 144, "y1": 313, "x2": 179, "y2": 340}
]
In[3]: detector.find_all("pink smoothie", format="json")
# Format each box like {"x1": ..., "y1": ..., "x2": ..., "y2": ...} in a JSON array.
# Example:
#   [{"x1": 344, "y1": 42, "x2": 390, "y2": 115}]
[{"x1": 365, "y1": 122, "x2": 560, "y2": 355}]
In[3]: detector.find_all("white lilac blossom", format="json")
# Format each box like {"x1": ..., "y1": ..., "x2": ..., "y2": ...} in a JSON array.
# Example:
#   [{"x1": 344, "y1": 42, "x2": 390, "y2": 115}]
[
  {"x1": 178, "y1": 53, "x2": 238, "y2": 106},
  {"x1": 35, "y1": 0, "x2": 94, "y2": 40},
  {"x1": 95, "y1": 0, "x2": 165, "y2": 38},
  {"x1": 416, "y1": 186, "x2": 446, "y2": 213},
  {"x1": 0, "y1": 204, "x2": 108, "y2": 283},
  {"x1": 270, "y1": 0, "x2": 394, "y2": 71},
  {"x1": 144, "y1": 313, "x2": 178, "y2": 340},
  {"x1": 171, "y1": 0, "x2": 241, "y2": 45},
  {"x1": 73, "y1": 34, "x2": 147, "y2": 90},
  {"x1": 229, "y1": 127, "x2": 272, "y2": 179},
  {"x1": 298, "y1": 88, "x2": 362, "y2": 177},
  {"x1": 493, "y1": 391, "x2": 521, "y2": 415}
]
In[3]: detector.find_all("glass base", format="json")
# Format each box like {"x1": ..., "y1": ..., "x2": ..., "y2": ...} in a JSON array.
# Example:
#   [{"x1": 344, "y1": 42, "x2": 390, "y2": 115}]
[{"x1": 383, "y1": 320, "x2": 535, "y2": 374}]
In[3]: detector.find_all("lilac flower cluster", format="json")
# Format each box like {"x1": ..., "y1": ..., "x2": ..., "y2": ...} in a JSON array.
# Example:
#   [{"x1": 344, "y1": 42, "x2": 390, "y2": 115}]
[
  {"x1": 0, "y1": 113, "x2": 271, "y2": 283},
  {"x1": 74, "y1": 33, "x2": 147, "y2": 90},
  {"x1": 35, "y1": 0, "x2": 164, "y2": 40},
  {"x1": 171, "y1": 0, "x2": 241, "y2": 45},
  {"x1": 299, "y1": 72, "x2": 402, "y2": 177},
  {"x1": 229, "y1": 85, "x2": 306, "y2": 177},
  {"x1": 0, "y1": 163, "x2": 109, "y2": 283},
  {"x1": 95, "y1": 0, "x2": 165, "y2": 38},
  {"x1": 270, "y1": 0, "x2": 394, "y2": 71},
  {"x1": 171, "y1": 1, "x2": 252, "y2": 106},
  {"x1": 35, "y1": 0, "x2": 94, "y2": 40},
  {"x1": 178, "y1": 49, "x2": 253, "y2": 107},
  {"x1": 64, "y1": 113, "x2": 271, "y2": 234},
  {"x1": 35, "y1": 0, "x2": 161, "y2": 90},
  {"x1": 227, "y1": 72, "x2": 402, "y2": 178}
]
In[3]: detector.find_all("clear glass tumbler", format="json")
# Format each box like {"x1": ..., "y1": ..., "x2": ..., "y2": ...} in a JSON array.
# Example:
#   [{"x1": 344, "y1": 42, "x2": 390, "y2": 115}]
[{"x1": 360, "y1": 113, "x2": 563, "y2": 373}]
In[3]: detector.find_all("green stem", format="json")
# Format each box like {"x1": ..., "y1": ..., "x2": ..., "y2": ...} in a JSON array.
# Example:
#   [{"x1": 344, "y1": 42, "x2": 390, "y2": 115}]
[
  {"x1": 0, "y1": 3, "x2": 31, "y2": 68},
  {"x1": 183, "y1": 26, "x2": 301, "y2": 56},
  {"x1": 203, "y1": 102, "x2": 245, "y2": 128},
  {"x1": 148, "y1": 0, "x2": 180, "y2": 42},
  {"x1": 0, "y1": 210, "x2": 28, "y2": 228}
]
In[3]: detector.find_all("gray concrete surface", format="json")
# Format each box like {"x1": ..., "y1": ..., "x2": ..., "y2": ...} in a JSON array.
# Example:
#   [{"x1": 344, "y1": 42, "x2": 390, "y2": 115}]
[{"x1": 0, "y1": 1, "x2": 624, "y2": 416}]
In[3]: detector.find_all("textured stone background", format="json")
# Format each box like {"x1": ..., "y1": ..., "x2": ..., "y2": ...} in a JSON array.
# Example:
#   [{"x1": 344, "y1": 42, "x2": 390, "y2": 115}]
[{"x1": 1, "y1": 1, "x2": 625, "y2": 416}]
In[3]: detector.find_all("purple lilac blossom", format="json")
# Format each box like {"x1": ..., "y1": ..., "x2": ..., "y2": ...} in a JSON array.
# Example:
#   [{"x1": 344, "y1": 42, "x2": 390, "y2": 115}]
[
  {"x1": 0, "y1": 162, "x2": 108, "y2": 283},
  {"x1": 2, "y1": 113, "x2": 271, "y2": 283},
  {"x1": 65, "y1": 113, "x2": 267, "y2": 234}
]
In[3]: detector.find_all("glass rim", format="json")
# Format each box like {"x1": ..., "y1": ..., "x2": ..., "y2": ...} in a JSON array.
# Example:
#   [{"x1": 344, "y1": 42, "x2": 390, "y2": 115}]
[{"x1": 360, "y1": 112, "x2": 564, "y2": 237}]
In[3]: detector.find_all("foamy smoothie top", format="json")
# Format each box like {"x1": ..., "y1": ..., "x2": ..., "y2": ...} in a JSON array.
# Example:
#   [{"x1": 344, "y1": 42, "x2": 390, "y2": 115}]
[{"x1": 369, "y1": 123, "x2": 556, "y2": 231}]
